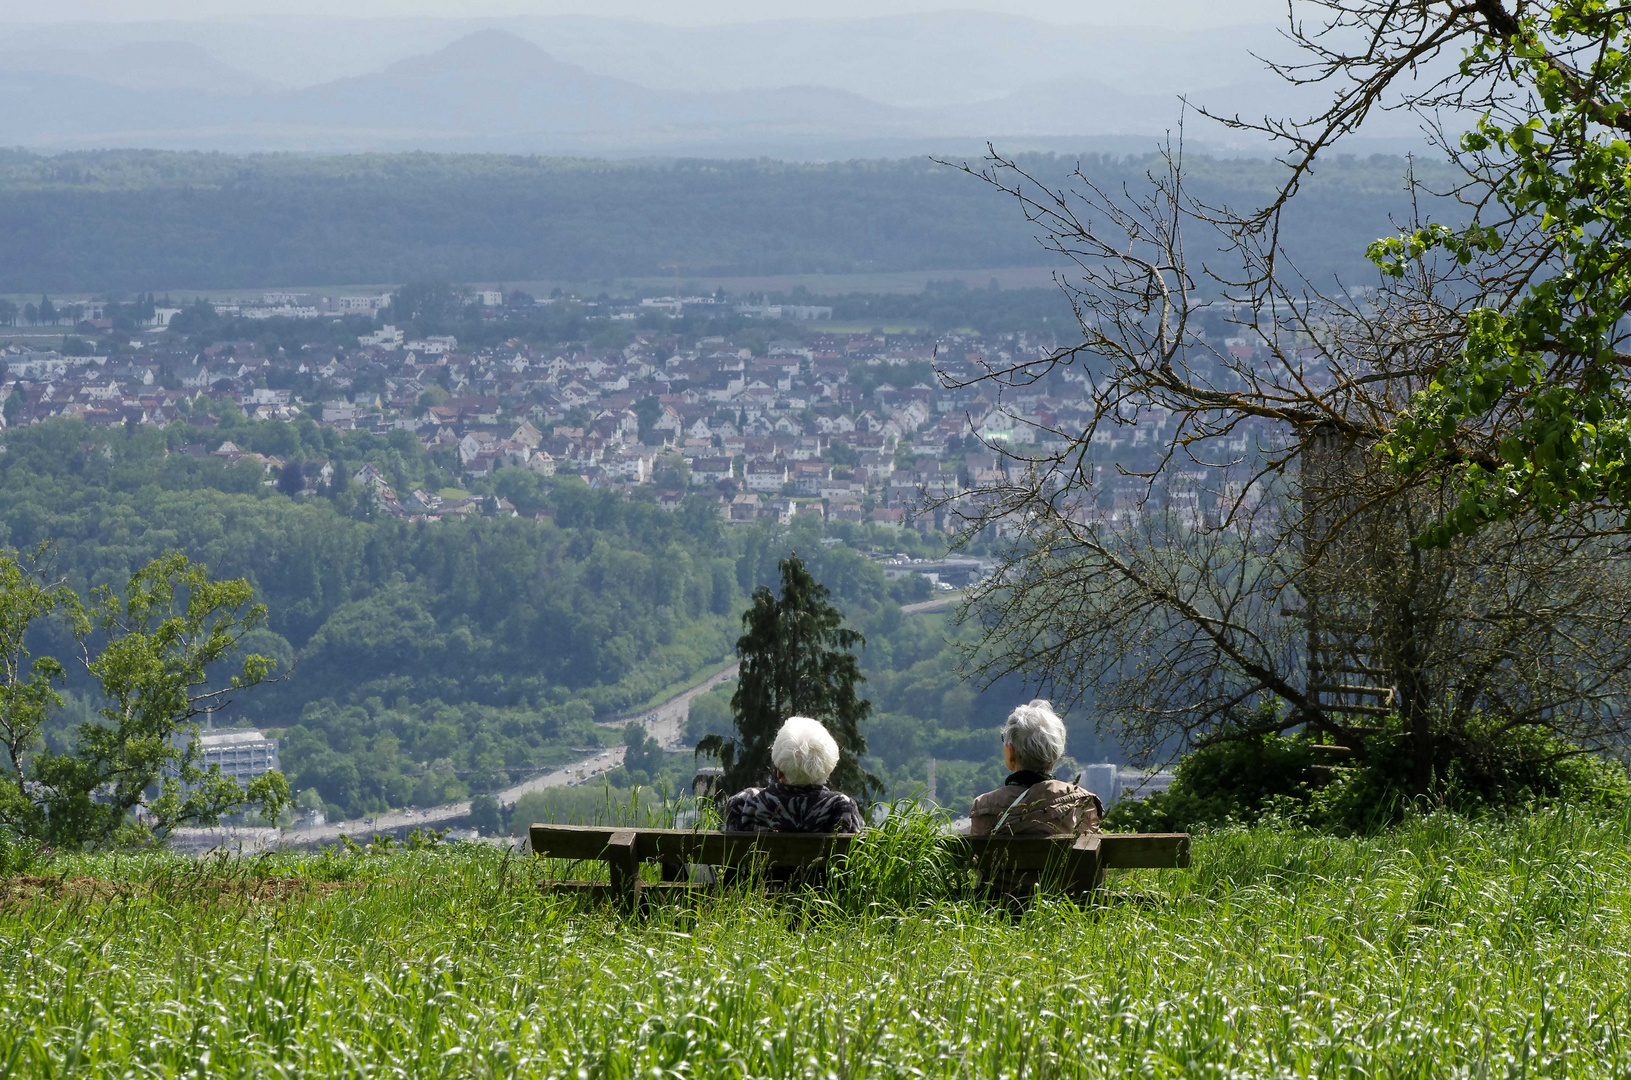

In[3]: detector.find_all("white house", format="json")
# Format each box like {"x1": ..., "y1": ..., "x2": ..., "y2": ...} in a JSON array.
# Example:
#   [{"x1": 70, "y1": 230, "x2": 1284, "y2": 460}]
[{"x1": 744, "y1": 458, "x2": 789, "y2": 492}]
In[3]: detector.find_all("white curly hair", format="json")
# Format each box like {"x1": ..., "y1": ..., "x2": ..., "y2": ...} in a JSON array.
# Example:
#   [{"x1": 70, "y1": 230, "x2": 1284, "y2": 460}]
[
  {"x1": 771, "y1": 715, "x2": 841, "y2": 786},
  {"x1": 1002, "y1": 699, "x2": 1068, "y2": 773}
]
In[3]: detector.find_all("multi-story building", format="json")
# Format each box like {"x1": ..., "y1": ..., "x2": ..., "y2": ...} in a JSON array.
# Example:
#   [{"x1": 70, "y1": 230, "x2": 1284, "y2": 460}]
[{"x1": 198, "y1": 729, "x2": 280, "y2": 784}]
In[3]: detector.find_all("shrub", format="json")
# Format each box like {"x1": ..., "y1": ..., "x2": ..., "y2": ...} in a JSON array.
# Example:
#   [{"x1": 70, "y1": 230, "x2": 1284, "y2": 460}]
[
  {"x1": 1310, "y1": 713, "x2": 1631, "y2": 831},
  {"x1": 467, "y1": 794, "x2": 502, "y2": 835},
  {"x1": 0, "y1": 830, "x2": 51, "y2": 875},
  {"x1": 1104, "y1": 728, "x2": 1319, "y2": 833},
  {"x1": 1108, "y1": 711, "x2": 1631, "y2": 835}
]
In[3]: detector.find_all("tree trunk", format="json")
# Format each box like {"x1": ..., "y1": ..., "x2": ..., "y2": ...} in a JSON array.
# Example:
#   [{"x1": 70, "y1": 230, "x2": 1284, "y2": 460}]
[{"x1": 1394, "y1": 545, "x2": 1435, "y2": 798}]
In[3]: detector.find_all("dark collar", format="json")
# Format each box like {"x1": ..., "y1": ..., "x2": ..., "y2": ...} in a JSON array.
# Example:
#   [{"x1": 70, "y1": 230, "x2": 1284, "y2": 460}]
[{"x1": 1005, "y1": 770, "x2": 1050, "y2": 788}]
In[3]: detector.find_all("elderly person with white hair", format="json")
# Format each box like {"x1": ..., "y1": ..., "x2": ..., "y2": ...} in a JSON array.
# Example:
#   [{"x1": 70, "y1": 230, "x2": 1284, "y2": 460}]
[
  {"x1": 725, "y1": 716, "x2": 865, "y2": 833},
  {"x1": 970, "y1": 700, "x2": 1103, "y2": 837}
]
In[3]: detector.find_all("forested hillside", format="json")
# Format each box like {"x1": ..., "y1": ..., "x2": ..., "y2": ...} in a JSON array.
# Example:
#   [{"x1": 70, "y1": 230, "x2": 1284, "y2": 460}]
[
  {"x1": 0, "y1": 149, "x2": 1447, "y2": 293},
  {"x1": 0, "y1": 417, "x2": 1064, "y2": 820}
]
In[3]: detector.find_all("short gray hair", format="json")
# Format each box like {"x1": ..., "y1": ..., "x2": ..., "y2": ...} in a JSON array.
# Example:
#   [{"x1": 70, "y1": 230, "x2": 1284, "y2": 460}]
[
  {"x1": 772, "y1": 716, "x2": 841, "y2": 786},
  {"x1": 1002, "y1": 699, "x2": 1067, "y2": 773}
]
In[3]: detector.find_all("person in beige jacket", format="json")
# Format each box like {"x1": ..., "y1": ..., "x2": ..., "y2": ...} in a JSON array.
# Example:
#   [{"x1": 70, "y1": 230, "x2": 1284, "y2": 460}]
[{"x1": 970, "y1": 700, "x2": 1104, "y2": 837}]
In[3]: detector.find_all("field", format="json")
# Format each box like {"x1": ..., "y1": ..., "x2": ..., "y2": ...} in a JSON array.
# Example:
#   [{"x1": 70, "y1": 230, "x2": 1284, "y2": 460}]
[{"x1": 2, "y1": 808, "x2": 1628, "y2": 1077}]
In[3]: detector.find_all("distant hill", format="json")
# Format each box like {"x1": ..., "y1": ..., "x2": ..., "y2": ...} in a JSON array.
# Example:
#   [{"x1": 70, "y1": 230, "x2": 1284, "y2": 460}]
[
  {"x1": 0, "y1": 14, "x2": 1285, "y2": 104},
  {"x1": 0, "y1": 148, "x2": 1446, "y2": 294},
  {"x1": 0, "y1": 31, "x2": 916, "y2": 152},
  {"x1": 0, "y1": 26, "x2": 1424, "y2": 156}
]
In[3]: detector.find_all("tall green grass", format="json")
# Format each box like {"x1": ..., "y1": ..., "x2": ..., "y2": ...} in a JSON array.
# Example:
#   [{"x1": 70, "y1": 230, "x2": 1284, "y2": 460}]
[{"x1": 2, "y1": 808, "x2": 1629, "y2": 1077}]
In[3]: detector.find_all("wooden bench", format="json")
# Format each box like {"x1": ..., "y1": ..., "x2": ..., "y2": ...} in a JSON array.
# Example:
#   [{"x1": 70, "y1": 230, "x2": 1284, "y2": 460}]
[{"x1": 528, "y1": 823, "x2": 1191, "y2": 906}]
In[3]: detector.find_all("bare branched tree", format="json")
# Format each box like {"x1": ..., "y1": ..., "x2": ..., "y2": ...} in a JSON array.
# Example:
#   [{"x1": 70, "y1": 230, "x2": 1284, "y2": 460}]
[
  {"x1": 1205, "y1": 0, "x2": 1631, "y2": 535},
  {"x1": 927, "y1": 0, "x2": 1631, "y2": 788}
]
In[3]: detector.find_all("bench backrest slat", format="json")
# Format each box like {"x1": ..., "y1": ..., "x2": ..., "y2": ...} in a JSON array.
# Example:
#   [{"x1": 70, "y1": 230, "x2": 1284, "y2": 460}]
[
  {"x1": 529, "y1": 823, "x2": 1190, "y2": 871},
  {"x1": 1100, "y1": 833, "x2": 1191, "y2": 869},
  {"x1": 529, "y1": 825, "x2": 855, "y2": 865}
]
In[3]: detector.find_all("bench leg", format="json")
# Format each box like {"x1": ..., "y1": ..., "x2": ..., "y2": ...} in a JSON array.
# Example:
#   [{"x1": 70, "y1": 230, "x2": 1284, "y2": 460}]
[
  {"x1": 606, "y1": 830, "x2": 641, "y2": 909},
  {"x1": 1067, "y1": 834, "x2": 1103, "y2": 898}
]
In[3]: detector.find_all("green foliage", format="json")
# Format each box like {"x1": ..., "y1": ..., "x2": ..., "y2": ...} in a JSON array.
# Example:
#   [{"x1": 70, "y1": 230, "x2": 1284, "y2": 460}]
[
  {"x1": 0, "y1": 829, "x2": 50, "y2": 875},
  {"x1": 0, "y1": 417, "x2": 1008, "y2": 823},
  {"x1": 853, "y1": 606, "x2": 1115, "y2": 808},
  {"x1": 0, "y1": 548, "x2": 73, "y2": 836},
  {"x1": 825, "y1": 801, "x2": 967, "y2": 913},
  {"x1": 1308, "y1": 713, "x2": 1631, "y2": 832},
  {"x1": 0, "y1": 149, "x2": 1432, "y2": 293},
  {"x1": 1364, "y1": 5, "x2": 1631, "y2": 541},
  {"x1": 620, "y1": 721, "x2": 664, "y2": 780},
  {"x1": 684, "y1": 683, "x2": 734, "y2": 745},
  {"x1": 386, "y1": 281, "x2": 463, "y2": 325},
  {"x1": 0, "y1": 547, "x2": 287, "y2": 847},
  {"x1": 1110, "y1": 712, "x2": 1631, "y2": 834},
  {"x1": 1105, "y1": 729, "x2": 1320, "y2": 833},
  {"x1": 467, "y1": 794, "x2": 502, "y2": 836},
  {"x1": 700, "y1": 554, "x2": 878, "y2": 799},
  {"x1": 509, "y1": 780, "x2": 691, "y2": 831},
  {"x1": 0, "y1": 418, "x2": 759, "y2": 819},
  {"x1": 275, "y1": 460, "x2": 304, "y2": 497}
]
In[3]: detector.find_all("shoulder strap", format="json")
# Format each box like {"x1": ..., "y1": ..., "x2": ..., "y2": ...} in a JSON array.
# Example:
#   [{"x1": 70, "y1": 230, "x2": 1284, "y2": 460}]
[{"x1": 989, "y1": 783, "x2": 1037, "y2": 835}]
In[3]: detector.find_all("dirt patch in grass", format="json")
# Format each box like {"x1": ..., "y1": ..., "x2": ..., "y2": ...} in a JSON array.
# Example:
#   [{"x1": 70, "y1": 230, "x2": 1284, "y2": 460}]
[{"x1": 0, "y1": 874, "x2": 362, "y2": 906}]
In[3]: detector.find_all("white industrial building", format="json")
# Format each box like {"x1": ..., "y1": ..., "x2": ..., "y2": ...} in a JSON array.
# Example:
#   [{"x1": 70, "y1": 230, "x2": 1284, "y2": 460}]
[
  {"x1": 1082, "y1": 763, "x2": 1176, "y2": 805},
  {"x1": 198, "y1": 729, "x2": 280, "y2": 784}
]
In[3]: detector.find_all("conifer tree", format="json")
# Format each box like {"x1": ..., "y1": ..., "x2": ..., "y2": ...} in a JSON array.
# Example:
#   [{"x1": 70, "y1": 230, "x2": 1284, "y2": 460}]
[{"x1": 699, "y1": 554, "x2": 878, "y2": 800}]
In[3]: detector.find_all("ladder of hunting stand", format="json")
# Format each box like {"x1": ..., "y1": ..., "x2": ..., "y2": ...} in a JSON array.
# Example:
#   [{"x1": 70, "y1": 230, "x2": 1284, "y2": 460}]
[
  {"x1": 1303, "y1": 600, "x2": 1394, "y2": 737},
  {"x1": 1298, "y1": 425, "x2": 1396, "y2": 740}
]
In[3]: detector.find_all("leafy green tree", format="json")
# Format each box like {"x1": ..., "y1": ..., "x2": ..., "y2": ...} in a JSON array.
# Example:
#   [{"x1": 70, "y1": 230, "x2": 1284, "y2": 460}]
[
  {"x1": 277, "y1": 459, "x2": 305, "y2": 497},
  {"x1": 37, "y1": 296, "x2": 55, "y2": 326},
  {"x1": 699, "y1": 554, "x2": 878, "y2": 799},
  {"x1": 386, "y1": 281, "x2": 461, "y2": 326},
  {"x1": 1122, "y1": 0, "x2": 1631, "y2": 543},
  {"x1": 621, "y1": 721, "x2": 664, "y2": 778},
  {"x1": 0, "y1": 550, "x2": 73, "y2": 836},
  {"x1": 652, "y1": 454, "x2": 691, "y2": 490},
  {"x1": 2, "y1": 384, "x2": 19, "y2": 427},
  {"x1": 0, "y1": 549, "x2": 287, "y2": 847},
  {"x1": 468, "y1": 793, "x2": 502, "y2": 835},
  {"x1": 826, "y1": 439, "x2": 857, "y2": 466},
  {"x1": 0, "y1": 300, "x2": 16, "y2": 326},
  {"x1": 633, "y1": 395, "x2": 662, "y2": 445},
  {"x1": 1309, "y1": 2, "x2": 1631, "y2": 539},
  {"x1": 415, "y1": 385, "x2": 448, "y2": 416}
]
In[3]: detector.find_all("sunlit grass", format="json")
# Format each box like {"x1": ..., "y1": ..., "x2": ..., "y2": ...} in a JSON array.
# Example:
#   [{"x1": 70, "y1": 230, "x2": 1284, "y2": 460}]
[{"x1": 2, "y1": 807, "x2": 1629, "y2": 1076}]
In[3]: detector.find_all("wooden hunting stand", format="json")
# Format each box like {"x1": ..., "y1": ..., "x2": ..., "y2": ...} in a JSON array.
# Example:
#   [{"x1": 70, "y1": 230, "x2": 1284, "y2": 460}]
[{"x1": 1296, "y1": 424, "x2": 1398, "y2": 757}]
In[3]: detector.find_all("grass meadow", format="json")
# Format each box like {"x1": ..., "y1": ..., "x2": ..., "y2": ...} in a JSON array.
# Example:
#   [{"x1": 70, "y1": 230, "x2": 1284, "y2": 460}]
[{"x1": 1, "y1": 808, "x2": 1629, "y2": 1078}]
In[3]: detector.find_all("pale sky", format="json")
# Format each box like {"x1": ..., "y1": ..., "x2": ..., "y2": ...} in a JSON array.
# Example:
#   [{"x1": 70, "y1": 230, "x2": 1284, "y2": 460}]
[{"x1": 0, "y1": 0, "x2": 1284, "y2": 28}]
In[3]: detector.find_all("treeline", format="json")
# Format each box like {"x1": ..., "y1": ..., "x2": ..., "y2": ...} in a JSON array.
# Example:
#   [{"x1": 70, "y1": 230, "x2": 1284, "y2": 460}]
[
  {"x1": 0, "y1": 149, "x2": 1442, "y2": 293},
  {"x1": 1, "y1": 417, "x2": 954, "y2": 821},
  {"x1": 820, "y1": 280, "x2": 1075, "y2": 334}
]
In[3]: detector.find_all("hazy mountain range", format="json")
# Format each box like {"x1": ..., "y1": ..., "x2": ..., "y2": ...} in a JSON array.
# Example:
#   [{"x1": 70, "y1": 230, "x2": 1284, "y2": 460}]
[{"x1": 0, "y1": 15, "x2": 1428, "y2": 156}]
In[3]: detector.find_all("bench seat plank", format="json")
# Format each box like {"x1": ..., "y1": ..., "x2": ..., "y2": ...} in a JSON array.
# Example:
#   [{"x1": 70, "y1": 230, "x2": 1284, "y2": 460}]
[{"x1": 528, "y1": 824, "x2": 1192, "y2": 885}]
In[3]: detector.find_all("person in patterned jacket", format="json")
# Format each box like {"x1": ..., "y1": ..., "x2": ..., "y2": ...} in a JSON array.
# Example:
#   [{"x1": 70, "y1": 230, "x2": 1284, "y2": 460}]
[{"x1": 724, "y1": 716, "x2": 865, "y2": 833}]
